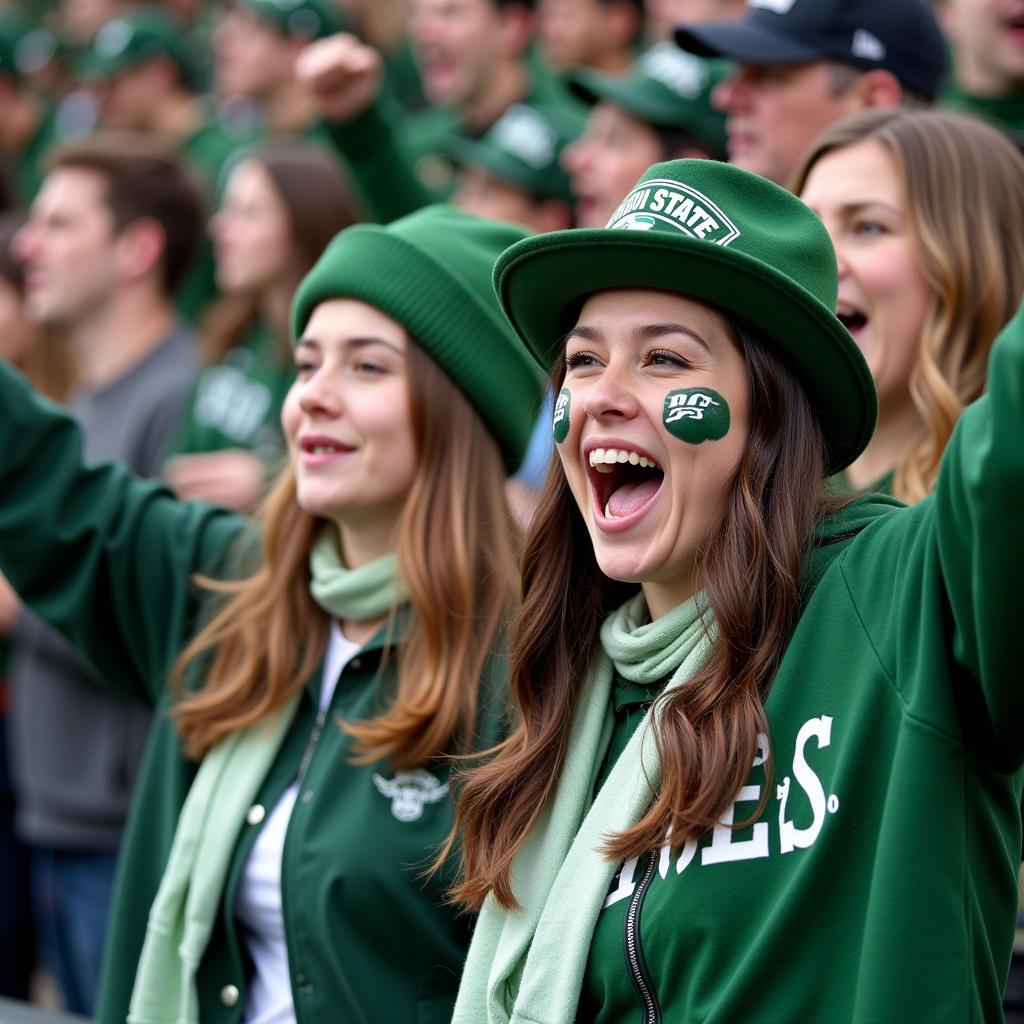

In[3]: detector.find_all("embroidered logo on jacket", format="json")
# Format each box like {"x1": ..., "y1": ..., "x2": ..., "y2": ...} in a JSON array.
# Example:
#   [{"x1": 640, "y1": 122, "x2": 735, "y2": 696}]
[{"x1": 372, "y1": 769, "x2": 450, "y2": 822}]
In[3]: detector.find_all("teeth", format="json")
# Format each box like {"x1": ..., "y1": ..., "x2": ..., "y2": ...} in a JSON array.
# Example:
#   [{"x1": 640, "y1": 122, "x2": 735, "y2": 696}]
[
  {"x1": 312, "y1": 445, "x2": 336, "y2": 454},
  {"x1": 588, "y1": 447, "x2": 659, "y2": 469}
]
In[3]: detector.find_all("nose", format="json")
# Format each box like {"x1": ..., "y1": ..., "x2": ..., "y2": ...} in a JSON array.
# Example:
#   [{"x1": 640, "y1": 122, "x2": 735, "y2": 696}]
[
  {"x1": 712, "y1": 71, "x2": 747, "y2": 113},
  {"x1": 296, "y1": 368, "x2": 344, "y2": 419},
  {"x1": 561, "y1": 136, "x2": 590, "y2": 175},
  {"x1": 580, "y1": 360, "x2": 640, "y2": 422},
  {"x1": 12, "y1": 223, "x2": 38, "y2": 263}
]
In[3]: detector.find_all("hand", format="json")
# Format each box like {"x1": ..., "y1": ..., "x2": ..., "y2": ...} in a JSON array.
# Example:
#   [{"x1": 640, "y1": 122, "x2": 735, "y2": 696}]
[
  {"x1": 295, "y1": 33, "x2": 384, "y2": 123},
  {"x1": 0, "y1": 572, "x2": 22, "y2": 636},
  {"x1": 164, "y1": 450, "x2": 269, "y2": 512}
]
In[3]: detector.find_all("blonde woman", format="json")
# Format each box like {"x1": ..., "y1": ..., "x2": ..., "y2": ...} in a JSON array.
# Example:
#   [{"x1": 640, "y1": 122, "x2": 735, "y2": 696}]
[{"x1": 793, "y1": 107, "x2": 1024, "y2": 502}]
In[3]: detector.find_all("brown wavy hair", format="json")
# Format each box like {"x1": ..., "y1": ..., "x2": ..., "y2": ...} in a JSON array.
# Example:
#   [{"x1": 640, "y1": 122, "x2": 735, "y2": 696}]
[
  {"x1": 172, "y1": 339, "x2": 517, "y2": 767},
  {"x1": 791, "y1": 108, "x2": 1024, "y2": 504},
  {"x1": 451, "y1": 317, "x2": 846, "y2": 910}
]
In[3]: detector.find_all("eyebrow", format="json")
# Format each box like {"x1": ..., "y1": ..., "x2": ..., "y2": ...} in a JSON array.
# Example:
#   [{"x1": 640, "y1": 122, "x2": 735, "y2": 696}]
[
  {"x1": 563, "y1": 321, "x2": 712, "y2": 353},
  {"x1": 295, "y1": 336, "x2": 405, "y2": 356}
]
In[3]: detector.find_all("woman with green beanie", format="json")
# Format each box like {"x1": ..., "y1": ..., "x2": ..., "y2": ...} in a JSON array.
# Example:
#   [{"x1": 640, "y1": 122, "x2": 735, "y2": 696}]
[
  {"x1": 448, "y1": 158, "x2": 1024, "y2": 1021},
  {"x1": 0, "y1": 205, "x2": 542, "y2": 1024}
]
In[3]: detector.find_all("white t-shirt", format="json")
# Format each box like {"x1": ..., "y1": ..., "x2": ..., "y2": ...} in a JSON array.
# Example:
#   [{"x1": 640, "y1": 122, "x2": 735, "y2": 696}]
[{"x1": 233, "y1": 622, "x2": 360, "y2": 1024}]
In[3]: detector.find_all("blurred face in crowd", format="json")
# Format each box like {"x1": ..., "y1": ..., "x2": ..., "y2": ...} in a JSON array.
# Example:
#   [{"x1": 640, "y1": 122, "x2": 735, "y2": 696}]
[
  {"x1": 410, "y1": 0, "x2": 512, "y2": 107},
  {"x1": 645, "y1": 0, "x2": 745, "y2": 42},
  {"x1": 800, "y1": 140, "x2": 932, "y2": 416},
  {"x1": 211, "y1": 159, "x2": 300, "y2": 293},
  {"x1": 283, "y1": 299, "x2": 417, "y2": 551},
  {"x1": 60, "y1": 0, "x2": 120, "y2": 45},
  {"x1": 712, "y1": 61, "x2": 861, "y2": 185},
  {"x1": 214, "y1": 5, "x2": 295, "y2": 100},
  {"x1": 558, "y1": 289, "x2": 749, "y2": 617},
  {"x1": 941, "y1": 0, "x2": 1024, "y2": 94},
  {"x1": 99, "y1": 61, "x2": 177, "y2": 131},
  {"x1": 14, "y1": 168, "x2": 121, "y2": 326},
  {"x1": 538, "y1": 0, "x2": 636, "y2": 71},
  {"x1": 455, "y1": 165, "x2": 540, "y2": 227},
  {"x1": 562, "y1": 101, "x2": 663, "y2": 227}
]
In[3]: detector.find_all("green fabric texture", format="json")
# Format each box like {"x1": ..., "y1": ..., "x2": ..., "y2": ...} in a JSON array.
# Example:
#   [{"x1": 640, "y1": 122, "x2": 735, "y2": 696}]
[
  {"x1": 493, "y1": 158, "x2": 877, "y2": 474},
  {"x1": 77, "y1": 8, "x2": 197, "y2": 85},
  {"x1": 445, "y1": 101, "x2": 585, "y2": 202},
  {"x1": 941, "y1": 80, "x2": 1024, "y2": 138},
  {"x1": 570, "y1": 45, "x2": 730, "y2": 159},
  {"x1": 127, "y1": 538, "x2": 400, "y2": 1024},
  {"x1": 309, "y1": 530, "x2": 405, "y2": 619},
  {"x1": 452, "y1": 592, "x2": 714, "y2": 1024},
  {"x1": 291, "y1": 205, "x2": 544, "y2": 470}
]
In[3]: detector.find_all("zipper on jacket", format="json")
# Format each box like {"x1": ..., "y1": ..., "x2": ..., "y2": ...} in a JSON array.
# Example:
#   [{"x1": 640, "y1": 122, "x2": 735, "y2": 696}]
[{"x1": 623, "y1": 850, "x2": 662, "y2": 1024}]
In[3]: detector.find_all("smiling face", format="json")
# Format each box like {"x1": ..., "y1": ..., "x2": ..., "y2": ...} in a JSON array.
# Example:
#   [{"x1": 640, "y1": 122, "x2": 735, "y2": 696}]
[
  {"x1": 557, "y1": 288, "x2": 749, "y2": 617},
  {"x1": 943, "y1": 0, "x2": 1024, "y2": 94},
  {"x1": 282, "y1": 298, "x2": 417, "y2": 563},
  {"x1": 799, "y1": 139, "x2": 932, "y2": 418}
]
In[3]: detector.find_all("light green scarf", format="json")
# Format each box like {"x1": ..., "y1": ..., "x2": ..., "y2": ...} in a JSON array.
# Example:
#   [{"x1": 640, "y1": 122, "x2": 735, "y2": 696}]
[
  {"x1": 452, "y1": 591, "x2": 714, "y2": 1024},
  {"x1": 128, "y1": 531, "x2": 401, "y2": 1024}
]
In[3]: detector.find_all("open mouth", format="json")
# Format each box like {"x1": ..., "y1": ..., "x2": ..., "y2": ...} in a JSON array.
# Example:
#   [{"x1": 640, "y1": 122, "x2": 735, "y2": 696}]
[
  {"x1": 836, "y1": 305, "x2": 868, "y2": 336},
  {"x1": 586, "y1": 446, "x2": 665, "y2": 523}
]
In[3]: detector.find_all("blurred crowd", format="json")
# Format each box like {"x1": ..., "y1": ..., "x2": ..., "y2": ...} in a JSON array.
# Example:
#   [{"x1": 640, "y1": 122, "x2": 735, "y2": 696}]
[{"x1": 0, "y1": 0, "x2": 1022, "y2": 1017}]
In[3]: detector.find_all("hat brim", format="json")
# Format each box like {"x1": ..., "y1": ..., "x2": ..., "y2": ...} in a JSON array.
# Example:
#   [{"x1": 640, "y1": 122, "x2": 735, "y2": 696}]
[
  {"x1": 446, "y1": 136, "x2": 570, "y2": 202},
  {"x1": 494, "y1": 229, "x2": 876, "y2": 474},
  {"x1": 570, "y1": 68, "x2": 679, "y2": 129},
  {"x1": 675, "y1": 19, "x2": 822, "y2": 65}
]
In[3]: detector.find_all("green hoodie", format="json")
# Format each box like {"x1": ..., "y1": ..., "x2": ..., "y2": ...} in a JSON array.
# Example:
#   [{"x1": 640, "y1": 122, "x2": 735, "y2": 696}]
[
  {"x1": 575, "y1": 298, "x2": 1024, "y2": 1023},
  {"x1": 0, "y1": 365, "x2": 509, "y2": 1024}
]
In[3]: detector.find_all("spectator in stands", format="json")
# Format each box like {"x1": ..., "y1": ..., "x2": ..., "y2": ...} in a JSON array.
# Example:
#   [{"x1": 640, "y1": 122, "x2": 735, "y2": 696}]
[
  {"x1": 563, "y1": 44, "x2": 727, "y2": 226},
  {"x1": 165, "y1": 141, "x2": 357, "y2": 511},
  {"x1": 794, "y1": 107, "x2": 1024, "y2": 502},
  {"x1": 537, "y1": 0, "x2": 641, "y2": 76},
  {"x1": 645, "y1": 0, "x2": 744, "y2": 43},
  {"x1": 6, "y1": 137, "x2": 203, "y2": 1017},
  {"x1": 675, "y1": 0, "x2": 948, "y2": 186}
]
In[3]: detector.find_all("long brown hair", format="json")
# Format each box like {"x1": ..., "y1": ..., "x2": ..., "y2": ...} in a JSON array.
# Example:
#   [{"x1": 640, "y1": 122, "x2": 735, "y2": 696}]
[
  {"x1": 792, "y1": 108, "x2": 1024, "y2": 503},
  {"x1": 452, "y1": 318, "x2": 845, "y2": 910},
  {"x1": 202, "y1": 143, "x2": 359, "y2": 366},
  {"x1": 173, "y1": 339, "x2": 518, "y2": 767}
]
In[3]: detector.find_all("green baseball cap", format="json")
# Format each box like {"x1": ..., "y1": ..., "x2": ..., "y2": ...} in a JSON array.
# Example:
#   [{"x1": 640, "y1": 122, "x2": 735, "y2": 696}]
[
  {"x1": 570, "y1": 44, "x2": 730, "y2": 160},
  {"x1": 236, "y1": 0, "x2": 344, "y2": 39},
  {"x1": 446, "y1": 103, "x2": 585, "y2": 203},
  {"x1": 78, "y1": 9, "x2": 195, "y2": 85},
  {"x1": 493, "y1": 159, "x2": 877, "y2": 474}
]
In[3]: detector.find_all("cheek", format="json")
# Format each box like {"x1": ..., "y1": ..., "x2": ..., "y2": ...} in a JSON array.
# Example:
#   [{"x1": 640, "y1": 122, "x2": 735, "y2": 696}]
[
  {"x1": 552, "y1": 387, "x2": 573, "y2": 444},
  {"x1": 280, "y1": 386, "x2": 302, "y2": 443},
  {"x1": 661, "y1": 387, "x2": 731, "y2": 445}
]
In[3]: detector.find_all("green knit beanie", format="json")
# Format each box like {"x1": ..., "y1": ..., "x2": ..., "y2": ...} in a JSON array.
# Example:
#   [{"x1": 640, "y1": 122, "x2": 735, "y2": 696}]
[{"x1": 291, "y1": 205, "x2": 544, "y2": 471}]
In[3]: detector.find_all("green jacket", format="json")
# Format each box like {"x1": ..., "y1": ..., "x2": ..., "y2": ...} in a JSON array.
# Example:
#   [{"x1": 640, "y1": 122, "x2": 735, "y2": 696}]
[
  {"x1": 575, "y1": 301, "x2": 1024, "y2": 1022},
  {"x1": 0, "y1": 366, "x2": 509, "y2": 1024}
]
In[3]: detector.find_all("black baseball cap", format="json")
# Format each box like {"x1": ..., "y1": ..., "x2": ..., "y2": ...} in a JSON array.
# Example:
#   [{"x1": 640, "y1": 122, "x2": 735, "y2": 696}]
[{"x1": 675, "y1": 0, "x2": 948, "y2": 101}]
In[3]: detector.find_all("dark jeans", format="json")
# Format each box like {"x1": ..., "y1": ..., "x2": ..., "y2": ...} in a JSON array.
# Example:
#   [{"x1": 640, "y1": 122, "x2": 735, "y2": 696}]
[
  {"x1": 0, "y1": 716, "x2": 34, "y2": 999},
  {"x1": 30, "y1": 846, "x2": 118, "y2": 1017}
]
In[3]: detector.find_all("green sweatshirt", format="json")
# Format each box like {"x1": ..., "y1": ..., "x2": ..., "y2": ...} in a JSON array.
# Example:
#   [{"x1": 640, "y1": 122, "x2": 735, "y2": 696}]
[
  {"x1": 0, "y1": 366, "x2": 509, "y2": 1024},
  {"x1": 574, "y1": 299, "x2": 1024, "y2": 1023}
]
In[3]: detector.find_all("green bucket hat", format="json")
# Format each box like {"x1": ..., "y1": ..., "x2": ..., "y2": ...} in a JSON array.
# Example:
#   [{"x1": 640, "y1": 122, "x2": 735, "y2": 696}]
[
  {"x1": 570, "y1": 44, "x2": 730, "y2": 160},
  {"x1": 236, "y1": 0, "x2": 344, "y2": 39},
  {"x1": 292, "y1": 205, "x2": 544, "y2": 471},
  {"x1": 446, "y1": 102, "x2": 584, "y2": 203},
  {"x1": 78, "y1": 9, "x2": 195, "y2": 85},
  {"x1": 493, "y1": 159, "x2": 877, "y2": 474}
]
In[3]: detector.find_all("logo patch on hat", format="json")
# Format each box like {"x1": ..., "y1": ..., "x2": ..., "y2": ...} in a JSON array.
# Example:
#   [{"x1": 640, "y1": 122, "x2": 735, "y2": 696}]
[
  {"x1": 491, "y1": 105, "x2": 557, "y2": 169},
  {"x1": 607, "y1": 179, "x2": 741, "y2": 244},
  {"x1": 641, "y1": 43, "x2": 708, "y2": 100},
  {"x1": 851, "y1": 28, "x2": 885, "y2": 61},
  {"x1": 748, "y1": 0, "x2": 799, "y2": 13},
  {"x1": 94, "y1": 19, "x2": 133, "y2": 57}
]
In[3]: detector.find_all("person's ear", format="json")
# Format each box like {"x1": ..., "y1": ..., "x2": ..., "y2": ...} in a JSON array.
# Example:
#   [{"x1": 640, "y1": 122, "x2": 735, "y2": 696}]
[
  {"x1": 497, "y1": 3, "x2": 534, "y2": 61},
  {"x1": 845, "y1": 68, "x2": 903, "y2": 111},
  {"x1": 114, "y1": 217, "x2": 166, "y2": 284}
]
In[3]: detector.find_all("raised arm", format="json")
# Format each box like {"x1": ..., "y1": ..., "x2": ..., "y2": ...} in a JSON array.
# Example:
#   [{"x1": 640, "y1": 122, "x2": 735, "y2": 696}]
[
  {"x1": 0, "y1": 361, "x2": 248, "y2": 704},
  {"x1": 934, "y1": 295, "x2": 1024, "y2": 764}
]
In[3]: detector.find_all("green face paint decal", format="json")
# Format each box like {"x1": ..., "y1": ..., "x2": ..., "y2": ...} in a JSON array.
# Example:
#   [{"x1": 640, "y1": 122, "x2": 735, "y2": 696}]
[
  {"x1": 663, "y1": 388, "x2": 730, "y2": 443},
  {"x1": 552, "y1": 387, "x2": 571, "y2": 443}
]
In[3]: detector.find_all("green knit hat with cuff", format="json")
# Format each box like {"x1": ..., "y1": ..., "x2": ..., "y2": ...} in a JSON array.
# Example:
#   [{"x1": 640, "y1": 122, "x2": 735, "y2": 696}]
[
  {"x1": 445, "y1": 102, "x2": 585, "y2": 203},
  {"x1": 570, "y1": 44, "x2": 730, "y2": 160},
  {"x1": 292, "y1": 205, "x2": 544, "y2": 472},
  {"x1": 493, "y1": 159, "x2": 877, "y2": 475}
]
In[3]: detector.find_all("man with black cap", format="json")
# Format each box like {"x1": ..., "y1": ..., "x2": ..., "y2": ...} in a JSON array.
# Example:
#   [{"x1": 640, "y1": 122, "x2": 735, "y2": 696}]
[{"x1": 675, "y1": 0, "x2": 948, "y2": 186}]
